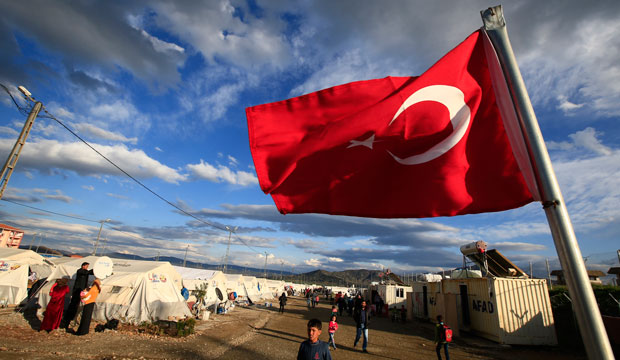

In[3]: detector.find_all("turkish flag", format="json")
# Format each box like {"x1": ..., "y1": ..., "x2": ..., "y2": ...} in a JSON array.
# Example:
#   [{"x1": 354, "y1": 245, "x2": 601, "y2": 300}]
[{"x1": 246, "y1": 30, "x2": 533, "y2": 218}]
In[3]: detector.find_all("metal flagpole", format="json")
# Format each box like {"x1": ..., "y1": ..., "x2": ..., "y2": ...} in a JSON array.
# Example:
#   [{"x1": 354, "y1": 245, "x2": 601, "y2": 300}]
[{"x1": 481, "y1": 6, "x2": 614, "y2": 359}]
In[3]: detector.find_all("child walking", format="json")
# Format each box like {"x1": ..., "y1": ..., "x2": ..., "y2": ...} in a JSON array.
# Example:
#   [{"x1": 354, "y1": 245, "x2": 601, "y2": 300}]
[{"x1": 328, "y1": 315, "x2": 339, "y2": 350}]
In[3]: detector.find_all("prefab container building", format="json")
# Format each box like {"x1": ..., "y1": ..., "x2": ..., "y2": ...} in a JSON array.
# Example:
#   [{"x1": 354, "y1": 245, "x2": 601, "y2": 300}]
[
  {"x1": 368, "y1": 284, "x2": 412, "y2": 309},
  {"x1": 409, "y1": 277, "x2": 556, "y2": 345}
]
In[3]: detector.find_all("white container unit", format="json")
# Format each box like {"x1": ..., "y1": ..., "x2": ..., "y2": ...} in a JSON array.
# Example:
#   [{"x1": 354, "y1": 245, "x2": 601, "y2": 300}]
[{"x1": 441, "y1": 277, "x2": 557, "y2": 345}]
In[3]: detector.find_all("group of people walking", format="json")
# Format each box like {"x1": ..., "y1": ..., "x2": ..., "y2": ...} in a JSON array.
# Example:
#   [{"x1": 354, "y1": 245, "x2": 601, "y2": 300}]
[
  {"x1": 297, "y1": 292, "x2": 450, "y2": 360},
  {"x1": 39, "y1": 262, "x2": 102, "y2": 336}
]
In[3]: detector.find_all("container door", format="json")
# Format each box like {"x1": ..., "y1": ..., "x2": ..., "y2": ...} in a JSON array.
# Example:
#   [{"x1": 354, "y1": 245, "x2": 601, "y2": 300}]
[
  {"x1": 423, "y1": 286, "x2": 428, "y2": 317},
  {"x1": 460, "y1": 284, "x2": 470, "y2": 326}
]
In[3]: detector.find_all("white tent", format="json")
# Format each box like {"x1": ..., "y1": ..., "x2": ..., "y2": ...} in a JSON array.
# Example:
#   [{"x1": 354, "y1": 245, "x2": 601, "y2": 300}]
[
  {"x1": 173, "y1": 266, "x2": 227, "y2": 307},
  {"x1": 0, "y1": 248, "x2": 54, "y2": 305},
  {"x1": 241, "y1": 275, "x2": 262, "y2": 301},
  {"x1": 223, "y1": 274, "x2": 245, "y2": 297},
  {"x1": 39, "y1": 257, "x2": 191, "y2": 324},
  {"x1": 255, "y1": 277, "x2": 270, "y2": 299},
  {"x1": 265, "y1": 279, "x2": 285, "y2": 298}
]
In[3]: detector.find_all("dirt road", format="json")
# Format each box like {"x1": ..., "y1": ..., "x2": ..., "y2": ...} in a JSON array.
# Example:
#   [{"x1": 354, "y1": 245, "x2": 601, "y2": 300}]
[{"x1": 0, "y1": 296, "x2": 587, "y2": 359}]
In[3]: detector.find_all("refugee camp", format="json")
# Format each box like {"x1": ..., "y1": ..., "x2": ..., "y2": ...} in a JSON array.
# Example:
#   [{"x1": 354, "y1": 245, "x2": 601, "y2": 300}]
[{"x1": 0, "y1": 1, "x2": 619, "y2": 359}]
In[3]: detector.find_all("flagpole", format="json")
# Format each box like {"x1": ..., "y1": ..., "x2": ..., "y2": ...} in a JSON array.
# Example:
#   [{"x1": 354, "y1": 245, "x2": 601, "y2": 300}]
[{"x1": 481, "y1": 5, "x2": 614, "y2": 359}]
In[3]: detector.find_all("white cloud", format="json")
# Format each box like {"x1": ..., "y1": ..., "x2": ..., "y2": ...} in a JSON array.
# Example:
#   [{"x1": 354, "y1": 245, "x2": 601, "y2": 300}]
[
  {"x1": 304, "y1": 258, "x2": 322, "y2": 267},
  {"x1": 43, "y1": 190, "x2": 72, "y2": 203},
  {"x1": 152, "y1": 1, "x2": 291, "y2": 69},
  {"x1": 0, "y1": 126, "x2": 19, "y2": 136},
  {"x1": 82, "y1": 185, "x2": 95, "y2": 191},
  {"x1": 493, "y1": 242, "x2": 547, "y2": 252},
  {"x1": 73, "y1": 123, "x2": 138, "y2": 144},
  {"x1": 140, "y1": 29, "x2": 184, "y2": 54},
  {"x1": 106, "y1": 192, "x2": 129, "y2": 200},
  {"x1": 227, "y1": 155, "x2": 238, "y2": 167},
  {"x1": 1, "y1": 2, "x2": 184, "y2": 89},
  {"x1": 556, "y1": 95, "x2": 584, "y2": 113},
  {"x1": 46, "y1": 103, "x2": 75, "y2": 120},
  {"x1": 547, "y1": 127, "x2": 612, "y2": 156},
  {"x1": 186, "y1": 159, "x2": 258, "y2": 186},
  {"x1": 0, "y1": 139, "x2": 187, "y2": 184},
  {"x1": 155, "y1": 147, "x2": 163, "y2": 152},
  {"x1": 569, "y1": 128, "x2": 612, "y2": 156}
]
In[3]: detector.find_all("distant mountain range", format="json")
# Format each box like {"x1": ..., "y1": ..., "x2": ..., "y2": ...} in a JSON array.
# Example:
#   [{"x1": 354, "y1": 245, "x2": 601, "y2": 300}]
[{"x1": 21, "y1": 246, "x2": 388, "y2": 286}]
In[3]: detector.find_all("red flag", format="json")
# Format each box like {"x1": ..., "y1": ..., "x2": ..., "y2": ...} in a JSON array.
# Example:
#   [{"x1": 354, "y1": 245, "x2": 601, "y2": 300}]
[{"x1": 246, "y1": 30, "x2": 533, "y2": 218}]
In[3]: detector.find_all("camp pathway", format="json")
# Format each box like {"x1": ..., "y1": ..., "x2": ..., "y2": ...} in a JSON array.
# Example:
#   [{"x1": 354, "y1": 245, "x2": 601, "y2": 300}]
[
  {"x1": 0, "y1": 296, "x2": 587, "y2": 359},
  {"x1": 216, "y1": 296, "x2": 584, "y2": 360}
]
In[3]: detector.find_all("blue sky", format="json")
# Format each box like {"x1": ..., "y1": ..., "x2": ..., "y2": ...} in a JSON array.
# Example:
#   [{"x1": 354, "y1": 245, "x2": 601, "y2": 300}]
[{"x1": 0, "y1": 1, "x2": 618, "y2": 278}]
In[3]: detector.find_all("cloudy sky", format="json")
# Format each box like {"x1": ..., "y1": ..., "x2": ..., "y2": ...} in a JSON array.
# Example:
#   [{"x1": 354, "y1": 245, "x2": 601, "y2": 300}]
[{"x1": 0, "y1": 0, "x2": 618, "y2": 278}]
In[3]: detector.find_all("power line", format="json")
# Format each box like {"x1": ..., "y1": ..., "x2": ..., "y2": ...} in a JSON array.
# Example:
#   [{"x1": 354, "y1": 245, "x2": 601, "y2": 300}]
[
  {"x1": 1, "y1": 198, "x2": 100, "y2": 223},
  {"x1": 1, "y1": 84, "x2": 261, "y2": 255},
  {"x1": 1, "y1": 197, "x2": 199, "y2": 254}
]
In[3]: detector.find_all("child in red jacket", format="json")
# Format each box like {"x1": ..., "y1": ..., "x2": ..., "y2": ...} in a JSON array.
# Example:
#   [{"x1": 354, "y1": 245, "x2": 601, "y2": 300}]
[{"x1": 328, "y1": 315, "x2": 339, "y2": 350}]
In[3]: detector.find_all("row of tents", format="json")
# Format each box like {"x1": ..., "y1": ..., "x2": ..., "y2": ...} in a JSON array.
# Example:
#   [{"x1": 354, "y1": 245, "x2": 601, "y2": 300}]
[{"x1": 0, "y1": 248, "x2": 310, "y2": 325}]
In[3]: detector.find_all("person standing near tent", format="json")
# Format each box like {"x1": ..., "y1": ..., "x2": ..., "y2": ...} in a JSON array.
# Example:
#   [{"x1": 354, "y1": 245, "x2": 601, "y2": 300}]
[
  {"x1": 278, "y1": 292, "x2": 287, "y2": 313},
  {"x1": 39, "y1": 277, "x2": 69, "y2": 332},
  {"x1": 61, "y1": 262, "x2": 93, "y2": 329},
  {"x1": 76, "y1": 278, "x2": 101, "y2": 336}
]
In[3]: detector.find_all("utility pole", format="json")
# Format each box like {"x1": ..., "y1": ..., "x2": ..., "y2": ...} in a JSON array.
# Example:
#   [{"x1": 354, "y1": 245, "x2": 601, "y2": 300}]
[
  {"x1": 546, "y1": 258, "x2": 553, "y2": 289},
  {"x1": 28, "y1": 233, "x2": 37, "y2": 250},
  {"x1": 92, "y1": 219, "x2": 111, "y2": 256},
  {"x1": 35, "y1": 234, "x2": 44, "y2": 253},
  {"x1": 182, "y1": 244, "x2": 189, "y2": 267},
  {"x1": 529, "y1": 261, "x2": 533, "y2": 279},
  {"x1": 223, "y1": 226, "x2": 237, "y2": 274},
  {"x1": 100, "y1": 237, "x2": 108, "y2": 256},
  {"x1": 280, "y1": 261, "x2": 284, "y2": 280},
  {"x1": 0, "y1": 87, "x2": 42, "y2": 200},
  {"x1": 263, "y1": 252, "x2": 268, "y2": 278}
]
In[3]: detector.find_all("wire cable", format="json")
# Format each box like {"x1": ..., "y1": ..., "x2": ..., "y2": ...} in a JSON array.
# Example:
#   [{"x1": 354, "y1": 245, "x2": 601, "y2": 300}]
[{"x1": 1, "y1": 198, "x2": 100, "y2": 223}]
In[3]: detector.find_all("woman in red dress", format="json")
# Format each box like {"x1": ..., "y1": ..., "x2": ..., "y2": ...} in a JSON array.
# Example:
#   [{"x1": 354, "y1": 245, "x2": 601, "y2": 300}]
[{"x1": 40, "y1": 277, "x2": 70, "y2": 332}]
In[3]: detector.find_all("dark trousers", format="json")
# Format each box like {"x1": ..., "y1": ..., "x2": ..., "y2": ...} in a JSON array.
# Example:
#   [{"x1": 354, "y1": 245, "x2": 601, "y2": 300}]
[
  {"x1": 279, "y1": 304, "x2": 285, "y2": 313},
  {"x1": 436, "y1": 342, "x2": 449, "y2": 360},
  {"x1": 61, "y1": 289, "x2": 82, "y2": 328},
  {"x1": 76, "y1": 302, "x2": 95, "y2": 335}
]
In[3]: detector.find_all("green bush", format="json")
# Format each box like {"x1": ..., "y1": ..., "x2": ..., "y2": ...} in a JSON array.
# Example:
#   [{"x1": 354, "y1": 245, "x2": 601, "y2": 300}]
[{"x1": 137, "y1": 318, "x2": 196, "y2": 337}]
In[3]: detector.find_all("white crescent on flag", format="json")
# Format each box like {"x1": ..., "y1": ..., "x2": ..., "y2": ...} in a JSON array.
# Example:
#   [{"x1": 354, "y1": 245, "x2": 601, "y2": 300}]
[{"x1": 386, "y1": 85, "x2": 471, "y2": 165}]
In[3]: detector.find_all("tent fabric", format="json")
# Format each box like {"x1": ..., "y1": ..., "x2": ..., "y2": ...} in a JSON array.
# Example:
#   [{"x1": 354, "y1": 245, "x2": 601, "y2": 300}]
[
  {"x1": 223, "y1": 274, "x2": 245, "y2": 295},
  {"x1": 0, "y1": 261, "x2": 28, "y2": 305},
  {"x1": 173, "y1": 266, "x2": 227, "y2": 307},
  {"x1": 241, "y1": 276, "x2": 263, "y2": 301},
  {"x1": 265, "y1": 279, "x2": 285, "y2": 298},
  {"x1": 0, "y1": 248, "x2": 55, "y2": 305},
  {"x1": 39, "y1": 257, "x2": 191, "y2": 324}
]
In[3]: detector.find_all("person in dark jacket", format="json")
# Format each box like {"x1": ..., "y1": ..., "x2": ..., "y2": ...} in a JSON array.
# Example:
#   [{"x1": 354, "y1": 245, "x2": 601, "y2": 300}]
[
  {"x1": 353, "y1": 300, "x2": 370, "y2": 353},
  {"x1": 297, "y1": 318, "x2": 332, "y2": 360},
  {"x1": 61, "y1": 262, "x2": 93, "y2": 329},
  {"x1": 278, "y1": 292, "x2": 287, "y2": 313}
]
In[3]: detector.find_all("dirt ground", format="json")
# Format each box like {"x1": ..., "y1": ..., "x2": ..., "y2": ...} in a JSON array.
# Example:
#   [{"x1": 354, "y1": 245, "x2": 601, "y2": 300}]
[{"x1": 0, "y1": 296, "x2": 589, "y2": 360}]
